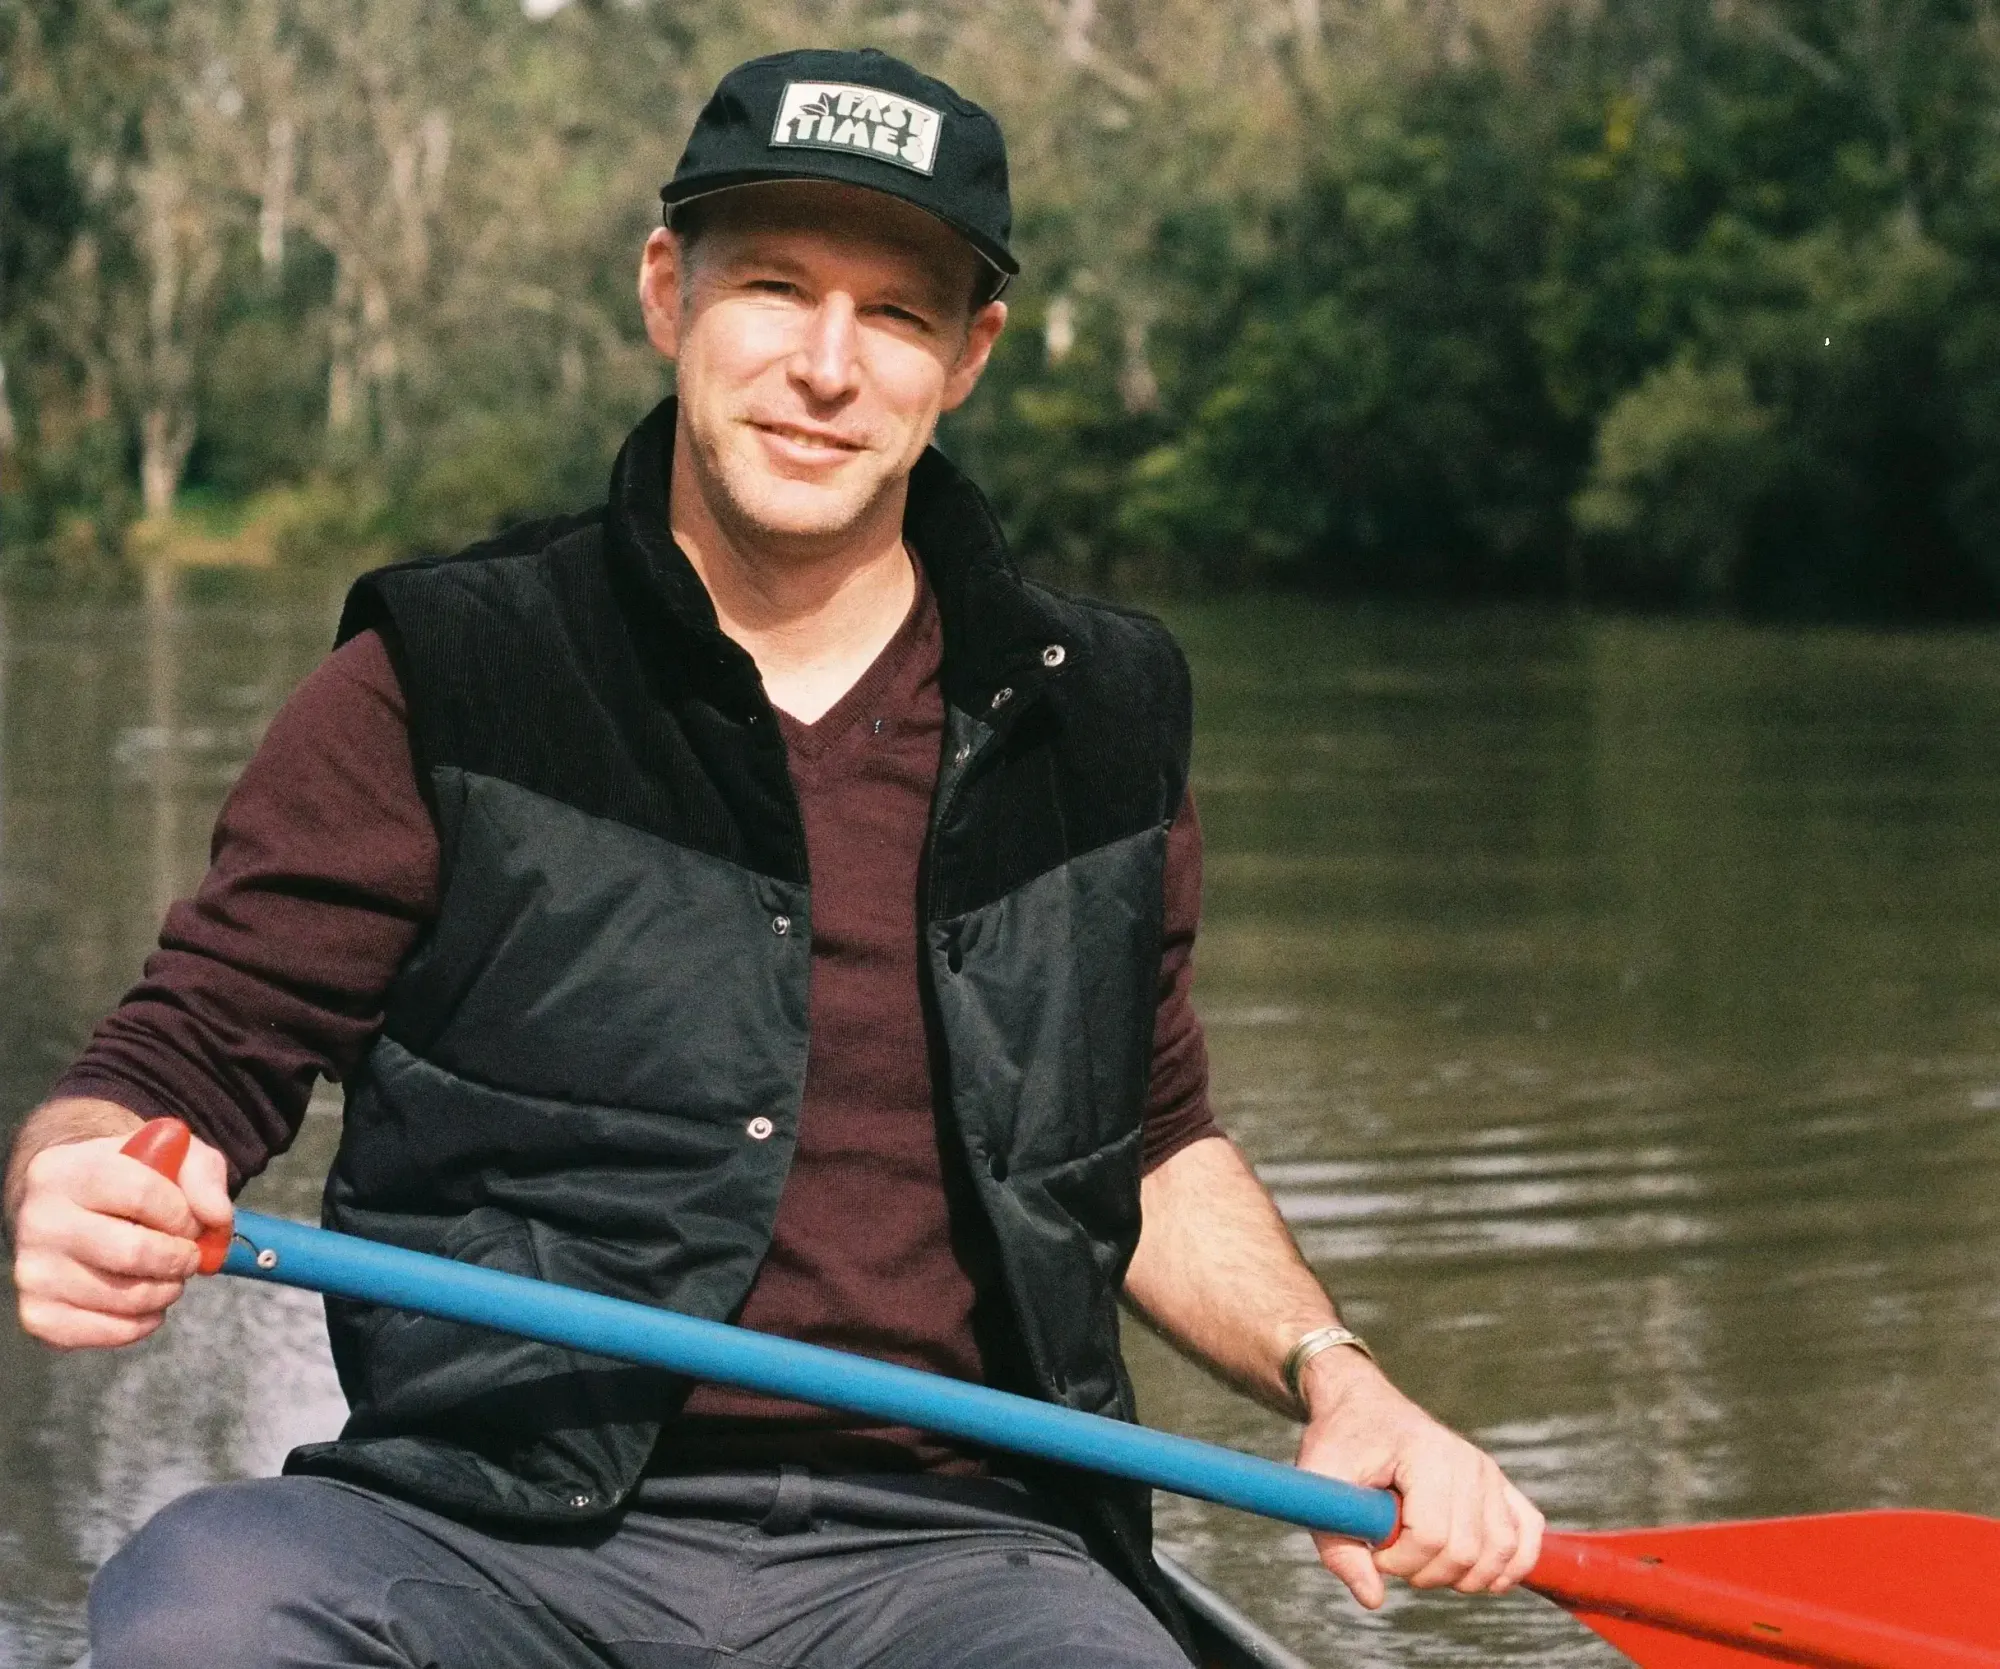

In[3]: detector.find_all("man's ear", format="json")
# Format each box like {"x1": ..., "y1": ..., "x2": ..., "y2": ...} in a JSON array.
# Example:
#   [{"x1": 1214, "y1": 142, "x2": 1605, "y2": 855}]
[
  {"x1": 638, "y1": 227, "x2": 684, "y2": 361},
  {"x1": 939, "y1": 298, "x2": 1008, "y2": 414}
]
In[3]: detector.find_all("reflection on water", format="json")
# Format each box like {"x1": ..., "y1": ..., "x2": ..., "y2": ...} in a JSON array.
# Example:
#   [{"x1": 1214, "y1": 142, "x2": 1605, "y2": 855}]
[
  {"x1": 4, "y1": 587, "x2": 1999, "y2": 1666},
  {"x1": 1136, "y1": 602, "x2": 2000, "y2": 1664},
  {"x1": 0, "y1": 579, "x2": 352, "y2": 1668}
]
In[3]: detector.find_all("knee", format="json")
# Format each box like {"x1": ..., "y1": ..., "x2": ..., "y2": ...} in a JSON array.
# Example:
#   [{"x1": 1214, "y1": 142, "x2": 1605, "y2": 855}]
[{"x1": 89, "y1": 1481, "x2": 325, "y2": 1669}]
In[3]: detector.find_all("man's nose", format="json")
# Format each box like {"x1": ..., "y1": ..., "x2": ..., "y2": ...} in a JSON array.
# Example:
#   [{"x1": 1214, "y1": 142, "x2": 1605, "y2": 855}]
[{"x1": 790, "y1": 293, "x2": 861, "y2": 402}]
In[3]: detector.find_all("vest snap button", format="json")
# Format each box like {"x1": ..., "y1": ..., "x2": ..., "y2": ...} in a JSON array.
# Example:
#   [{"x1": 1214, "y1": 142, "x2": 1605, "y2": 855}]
[
  {"x1": 990, "y1": 686, "x2": 1013, "y2": 710},
  {"x1": 987, "y1": 1151, "x2": 1008, "y2": 1182},
  {"x1": 771, "y1": 914, "x2": 791, "y2": 936},
  {"x1": 746, "y1": 1116, "x2": 775, "y2": 1141},
  {"x1": 953, "y1": 743, "x2": 972, "y2": 768},
  {"x1": 569, "y1": 1493, "x2": 593, "y2": 1509},
  {"x1": 1042, "y1": 644, "x2": 1066, "y2": 668}
]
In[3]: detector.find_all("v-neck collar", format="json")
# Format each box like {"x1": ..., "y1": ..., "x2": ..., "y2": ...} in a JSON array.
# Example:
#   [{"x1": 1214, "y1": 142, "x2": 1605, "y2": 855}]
[
  {"x1": 599, "y1": 399, "x2": 1074, "y2": 732},
  {"x1": 774, "y1": 564, "x2": 937, "y2": 766}
]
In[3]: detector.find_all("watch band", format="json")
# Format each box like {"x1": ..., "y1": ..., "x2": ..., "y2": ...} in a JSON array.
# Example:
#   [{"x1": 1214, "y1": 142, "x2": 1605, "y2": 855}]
[{"x1": 1281, "y1": 1323, "x2": 1376, "y2": 1409}]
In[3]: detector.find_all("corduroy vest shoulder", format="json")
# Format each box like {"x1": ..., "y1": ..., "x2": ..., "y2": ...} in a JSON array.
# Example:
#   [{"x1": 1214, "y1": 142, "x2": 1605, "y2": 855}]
[{"x1": 285, "y1": 399, "x2": 1194, "y2": 1646}]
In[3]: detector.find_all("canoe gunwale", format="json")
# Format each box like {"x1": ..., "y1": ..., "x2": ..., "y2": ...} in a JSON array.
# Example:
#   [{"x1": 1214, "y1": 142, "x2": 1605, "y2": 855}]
[{"x1": 1158, "y1": 1551, "x2": 1320, "y2": 1669}]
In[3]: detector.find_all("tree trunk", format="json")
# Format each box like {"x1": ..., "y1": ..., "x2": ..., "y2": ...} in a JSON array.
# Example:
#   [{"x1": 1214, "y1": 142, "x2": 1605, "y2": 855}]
[
  {"x1": 328, "y1": 255, "x2": 359, "y2": 435},
  {"x1": 363, "y1": 271, "x2": 397, "y2": 448},
  {"x1": 1118, "y1": 314, "x2": 1160, "y2": 414},
  {"x1": 140, "y1": 405, "x2": 194, "y2": 518},
  {"x1": 1292, "y1": 0, "x2": 1320, "y2": 54},
  {"x1": 259, "y1": 115, "x2": 295, "y2": 274},
  {"x1": 133, "y1": 153, "x2": 213, "y2": 519}
]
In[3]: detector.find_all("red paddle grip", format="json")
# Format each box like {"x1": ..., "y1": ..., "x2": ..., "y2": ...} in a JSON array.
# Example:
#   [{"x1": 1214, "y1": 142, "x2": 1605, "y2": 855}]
[{"x1": 120, "y1": 1118, "x2": 231, "y2": 1275}]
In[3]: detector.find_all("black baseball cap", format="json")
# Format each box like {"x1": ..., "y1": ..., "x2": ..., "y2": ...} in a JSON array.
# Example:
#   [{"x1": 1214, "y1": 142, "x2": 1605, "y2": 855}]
[{"x1": 661, "y1": 48, "x2": 1018, "y2": 289}]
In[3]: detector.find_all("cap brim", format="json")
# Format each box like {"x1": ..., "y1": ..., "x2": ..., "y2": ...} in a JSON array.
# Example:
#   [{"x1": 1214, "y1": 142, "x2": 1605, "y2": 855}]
[{"x1": 660, "y1": 167, "x2": 1019, "y2": 279}]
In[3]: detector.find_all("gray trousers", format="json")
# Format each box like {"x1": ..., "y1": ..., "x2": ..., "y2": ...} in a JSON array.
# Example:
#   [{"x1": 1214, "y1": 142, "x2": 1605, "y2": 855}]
[{"x1": 88, "y1": 1470, "x2": 1190, "y2": 1669}]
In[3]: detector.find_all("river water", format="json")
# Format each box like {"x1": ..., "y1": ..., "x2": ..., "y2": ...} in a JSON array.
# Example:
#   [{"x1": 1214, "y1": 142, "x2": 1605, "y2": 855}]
[{"x1": 2, "y1": 585, "x2": 1997, "y2": 1666}]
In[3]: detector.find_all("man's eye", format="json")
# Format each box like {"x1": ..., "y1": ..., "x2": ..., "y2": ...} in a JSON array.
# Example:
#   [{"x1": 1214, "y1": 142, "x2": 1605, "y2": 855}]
[
  {"x1": 873, "y1": 306, "x2": 931, "y2": 329},
  {"x1": 747, "y1": 279, "x2": 800, "y2": 296}
]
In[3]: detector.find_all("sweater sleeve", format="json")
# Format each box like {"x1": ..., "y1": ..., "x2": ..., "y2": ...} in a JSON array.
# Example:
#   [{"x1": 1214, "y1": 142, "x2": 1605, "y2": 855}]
[
  {"x1": 1139, "y1": 790, "x2": 1221, "y2": 1174},
  {"x1": 50, "y1": 630, "x2": 439, "y2": 1187}
]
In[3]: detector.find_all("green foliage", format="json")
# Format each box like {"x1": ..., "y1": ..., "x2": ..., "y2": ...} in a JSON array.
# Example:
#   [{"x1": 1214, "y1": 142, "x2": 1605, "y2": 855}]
[
  {"x1": 1117, "y1": 73, "x2": 1574, "y2": 593},
  {"x1": 941, "y1": 288, "x2": 1168, "y2": 593},
  {"x1": 4, "y1": 0, "x2": 1999, "y2": 618},
  {"x1": 1573, "y1": 356, "x2": 1775, "y2": 607},
  {"x1": 1565, "y1": 212, "x2": 1974, "y2": 613},
  {"x1": 1519, "y1": 0, "x2": 1998, "y2": 617}
]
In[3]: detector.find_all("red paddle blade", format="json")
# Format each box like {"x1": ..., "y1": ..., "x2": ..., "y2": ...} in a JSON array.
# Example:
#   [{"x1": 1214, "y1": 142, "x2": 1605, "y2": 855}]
[
  {"x1": 1531, "y1": 1512, "x2": 2000, "y2": 1669},
  {"x1": 120, "y1": 1118, "x2": 231, "y2": 1275}
]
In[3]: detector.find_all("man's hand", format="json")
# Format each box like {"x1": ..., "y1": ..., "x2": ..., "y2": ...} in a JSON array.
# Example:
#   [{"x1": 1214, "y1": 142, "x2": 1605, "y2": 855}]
[
  {"x1": 1125, "y1": 1137, "x2": 1544, "y2": 1606},
  {"x1": 9, "y1": 1100, "x2": 232, "y2": 1350},
  {"x1": 1297, "y1": 1347, "x2": 1543, "y2": 1609}
]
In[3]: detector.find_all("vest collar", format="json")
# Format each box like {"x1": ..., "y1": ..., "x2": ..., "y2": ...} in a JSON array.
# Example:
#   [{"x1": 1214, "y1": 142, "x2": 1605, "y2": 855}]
[{"x1": 603, "y1": 398, "x2": 1071, "y2": 725}]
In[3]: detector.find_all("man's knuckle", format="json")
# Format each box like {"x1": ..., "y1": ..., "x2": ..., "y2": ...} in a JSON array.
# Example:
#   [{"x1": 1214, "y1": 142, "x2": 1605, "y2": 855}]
[
  {"x1": 29, "y1": 1256, "x2": 84, "y2": 1301},
  {"x1": 139, "y1": 1249, "x2": 191, "y2": 1283},
  {"x1": 22, "y1": 1145, "x2": 66, "y2": 1185},
  {"x1": 97, "y1": 1234, "x2": 153, "y2": 1277},
  {"x1": 19, "y1": 1296, "x2": 72, "y2": 1345},
  {"x1": 127, "y1": 1174, "x2": 180, "y2": 1225},
  {"x1": 98, "y1": 1279, "x2": 160, "y2": 1316}
]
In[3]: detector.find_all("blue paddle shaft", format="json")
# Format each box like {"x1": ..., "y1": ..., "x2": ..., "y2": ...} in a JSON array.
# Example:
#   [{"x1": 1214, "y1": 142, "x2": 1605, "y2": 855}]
[{"x1": 223, "y1": 1209, "x2": 1399, "y2": 1545}]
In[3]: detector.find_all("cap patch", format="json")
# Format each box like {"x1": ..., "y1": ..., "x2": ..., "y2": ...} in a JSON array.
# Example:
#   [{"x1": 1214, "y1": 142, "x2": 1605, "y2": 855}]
[{"x1": 771, "y1": 81, "x2": 943, "y2": 176}]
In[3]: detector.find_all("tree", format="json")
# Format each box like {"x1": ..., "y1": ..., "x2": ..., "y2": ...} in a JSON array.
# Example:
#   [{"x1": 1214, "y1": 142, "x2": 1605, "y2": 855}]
[{"x1": 11, "y1": 0, "x2": 236, "y2": 528}]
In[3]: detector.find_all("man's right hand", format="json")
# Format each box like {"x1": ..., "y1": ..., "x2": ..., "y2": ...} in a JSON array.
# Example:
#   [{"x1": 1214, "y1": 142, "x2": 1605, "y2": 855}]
[{"x1": 9, "y1": 1104, "x2": 232, "y2": 1349}]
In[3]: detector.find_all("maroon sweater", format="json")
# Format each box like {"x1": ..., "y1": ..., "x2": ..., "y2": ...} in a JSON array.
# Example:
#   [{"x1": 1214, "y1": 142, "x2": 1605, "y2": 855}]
[{"x1": 57, "y1": 577, "x2": 1217, "y2": 1474}]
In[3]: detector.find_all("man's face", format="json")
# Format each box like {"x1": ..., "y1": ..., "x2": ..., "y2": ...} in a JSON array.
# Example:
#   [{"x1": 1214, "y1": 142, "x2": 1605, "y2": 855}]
[{"x1": 639, "y1": 181, "x2": 1006, "y2": 549}]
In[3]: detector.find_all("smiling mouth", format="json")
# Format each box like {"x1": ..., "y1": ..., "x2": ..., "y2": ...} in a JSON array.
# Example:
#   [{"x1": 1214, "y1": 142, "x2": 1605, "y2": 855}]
[{"x1": 753, "y1": 421, "x2": 865, "y2": 456}]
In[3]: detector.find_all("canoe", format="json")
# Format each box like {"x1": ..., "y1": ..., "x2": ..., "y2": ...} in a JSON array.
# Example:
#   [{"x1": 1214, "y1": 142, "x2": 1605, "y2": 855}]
[{"x1": 1160, "y1": 1552, "x2": 1318, "y2": 1669}]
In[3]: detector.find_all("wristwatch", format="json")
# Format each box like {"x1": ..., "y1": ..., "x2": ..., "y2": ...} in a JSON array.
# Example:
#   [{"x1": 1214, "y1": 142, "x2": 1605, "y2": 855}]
[{"x1": 1281, "y1": 1323, "x2": 1375, "y2": 1409}]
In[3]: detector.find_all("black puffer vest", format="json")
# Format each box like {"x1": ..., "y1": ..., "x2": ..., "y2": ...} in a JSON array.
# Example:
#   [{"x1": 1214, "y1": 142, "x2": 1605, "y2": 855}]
[{"x1": 284, "y1": 398, "x2": 1194, "y2": 1634}]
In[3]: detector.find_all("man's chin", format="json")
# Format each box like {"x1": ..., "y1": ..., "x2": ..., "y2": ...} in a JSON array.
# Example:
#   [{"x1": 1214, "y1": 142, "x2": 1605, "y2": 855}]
[{"x1": 717, "y1": 473, "x2": 886, "y2": 546}]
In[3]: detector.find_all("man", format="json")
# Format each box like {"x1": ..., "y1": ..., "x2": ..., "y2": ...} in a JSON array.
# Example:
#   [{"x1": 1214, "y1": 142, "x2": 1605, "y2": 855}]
[{"x1": 7, "y1": 48, "x2": 1542, "y2": 1669}]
